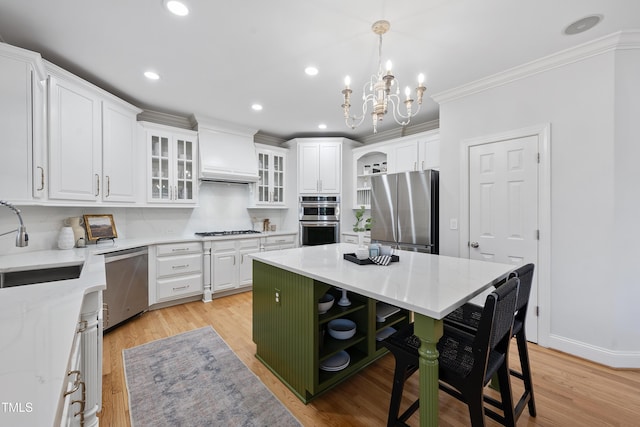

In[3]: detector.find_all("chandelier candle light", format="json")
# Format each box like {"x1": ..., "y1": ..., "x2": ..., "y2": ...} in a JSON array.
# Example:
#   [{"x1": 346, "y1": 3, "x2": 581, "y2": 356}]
[{"x1": 342, "y1": 20, "x2": 426, "y2": 133}]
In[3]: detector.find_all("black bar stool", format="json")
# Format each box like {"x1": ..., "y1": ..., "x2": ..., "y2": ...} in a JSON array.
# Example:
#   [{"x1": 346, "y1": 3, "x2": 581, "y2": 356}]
[
  {"x1": 382, "y1": 277, "x2": 520, "y2": 427},
  {"x1": 445, "y1": 263, "x2": 537, "y2": 419}
]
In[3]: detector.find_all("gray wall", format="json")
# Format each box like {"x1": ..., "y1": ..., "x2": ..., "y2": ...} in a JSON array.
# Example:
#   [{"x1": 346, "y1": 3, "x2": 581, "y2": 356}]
[{"x1": 435, "y1": 31, "x2": 640, "y2": 367}]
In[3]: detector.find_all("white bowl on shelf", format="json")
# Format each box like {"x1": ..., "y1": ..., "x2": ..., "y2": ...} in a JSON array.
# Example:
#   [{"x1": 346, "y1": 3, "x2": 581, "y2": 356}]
[
  {"x1": 318, "y1": 294, "x2": 335, "y2": 314},
  {"x1": 327, "y1": 318, "x2": 356, "y2": 340}
]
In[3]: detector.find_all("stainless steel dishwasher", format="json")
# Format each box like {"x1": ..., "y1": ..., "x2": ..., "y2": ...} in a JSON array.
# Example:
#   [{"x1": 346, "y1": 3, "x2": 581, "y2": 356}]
[{"x1": 103, "y1": 246, "x2": 149, "y2": 332}]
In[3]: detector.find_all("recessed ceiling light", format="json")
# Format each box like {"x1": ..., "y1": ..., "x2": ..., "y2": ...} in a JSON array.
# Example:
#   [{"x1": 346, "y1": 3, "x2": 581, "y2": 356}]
[
  {"x1": 251, "y1": 104, "x2": 263, "y2": 111},
  {"x1": 165, "y1": 0, "x2": 189, "y2": 16},
  {"x1": 318, "y1": 124, "x2": 327, "y2": 129},
  {"x1": 564, "y1": 15, "x2": 603, "y2": 35},
  {"x1": 144, "y1": 71, "x2": 160, "y2": 80},
  {"x1": 305, "y1": 66, "x2": 319, "y2": 76}
]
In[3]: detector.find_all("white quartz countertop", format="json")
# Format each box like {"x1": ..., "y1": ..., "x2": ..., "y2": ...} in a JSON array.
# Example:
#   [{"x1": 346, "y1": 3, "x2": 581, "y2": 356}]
[
  {"x1": 82, "y1": 230, "x2": 297, "y2": 254},
  {"x1": 0, "y1": 230, "x2": 297, "y2": 426},
  {"x1": 249, "y1": 243, "x2": 514, "y2": 319},
  {"x1": 0, "y1": 249, "x2": 106, "y2": 427}
]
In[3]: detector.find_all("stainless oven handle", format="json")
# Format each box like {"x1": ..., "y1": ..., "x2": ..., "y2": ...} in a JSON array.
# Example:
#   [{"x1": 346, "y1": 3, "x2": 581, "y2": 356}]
[
  {"x1": 300, "y1": 222, "x2": 339, "y2": 227},
  {"x1": 299, "y1": 202, "x2": 340, "y2": 207}
]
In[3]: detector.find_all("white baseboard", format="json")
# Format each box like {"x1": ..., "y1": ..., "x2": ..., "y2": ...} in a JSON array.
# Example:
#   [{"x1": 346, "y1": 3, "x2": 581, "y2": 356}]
[{"x1": 548, "y1": 334, "x2": 640, "y2": 368}]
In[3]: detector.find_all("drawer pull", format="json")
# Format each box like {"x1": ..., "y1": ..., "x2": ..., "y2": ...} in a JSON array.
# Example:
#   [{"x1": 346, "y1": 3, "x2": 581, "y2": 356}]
[
  {"x1": 72, "y1": 380, "x2": 86, "y2": 425},
  {"x1": 172, "y1": 285, "x2": 190, "y2": 291},
  {"x1": 64, "y1": 370, "x2": 82, "y2": 396},
  {"x1": 172, "y1": 248, "x2": 189, "y2": 252},
  {"x1": 172, "y1": 264, "x2": 189, "y2": 269},
  {"x1": 77, "y1": 320, "x2": 88, "y2": 333},
  {"x1": 37, "y1": 166, "x2": 45, "y2": 191}
]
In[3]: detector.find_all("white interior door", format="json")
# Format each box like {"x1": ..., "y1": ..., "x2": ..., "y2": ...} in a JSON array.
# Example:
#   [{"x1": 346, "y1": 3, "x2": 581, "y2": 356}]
[{"x1": 469, "y1": 135, "x2": 539, "y2": 341}]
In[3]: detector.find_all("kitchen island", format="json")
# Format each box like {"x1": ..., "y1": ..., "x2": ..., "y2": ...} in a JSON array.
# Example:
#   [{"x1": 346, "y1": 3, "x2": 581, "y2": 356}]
[{"x1": 250, "y1": 243, "x2": 513, "y2": 427}]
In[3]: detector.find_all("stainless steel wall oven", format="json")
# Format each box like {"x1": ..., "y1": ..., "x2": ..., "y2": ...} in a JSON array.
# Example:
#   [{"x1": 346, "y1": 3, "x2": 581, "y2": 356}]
[{"x1": 299, "y1": 196, "x2": 340, "y2": 246}]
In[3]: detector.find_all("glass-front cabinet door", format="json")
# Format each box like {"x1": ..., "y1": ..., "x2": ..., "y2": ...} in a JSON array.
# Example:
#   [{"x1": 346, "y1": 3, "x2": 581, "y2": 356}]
[
  {"x1": 257, "y1": 151, "x2": 270, "y2": 203},
  {"x1": 151, "y1": 134, "x2": 171, "y2": 200},
  {"x1": 255, "y1": 144, "x2": 286, "y2": 206},
  {"x1": 272, "y1": 154, "x2": 284, "y2": 203},
  {"x1": 175, "y1": 137, "x2": 195, "y2": 202},
  {"x1": 144, "y1": 122, "x2": 198, "y2": 204}
]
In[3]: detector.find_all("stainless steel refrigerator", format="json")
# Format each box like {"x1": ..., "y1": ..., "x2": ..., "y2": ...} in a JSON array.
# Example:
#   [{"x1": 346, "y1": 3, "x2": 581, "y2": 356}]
[{"x1": 370, "y1": 169, "x2": 439, "y2": 254}]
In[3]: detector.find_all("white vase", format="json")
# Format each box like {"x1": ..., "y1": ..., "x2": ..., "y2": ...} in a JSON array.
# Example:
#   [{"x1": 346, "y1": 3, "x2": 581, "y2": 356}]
[
  {"x1": 357, "y1": 231, "x2": 366, "y2": 248},
  {"x1": 57, "y1": 226, "x2": 75, "y2": 250},
  {"x1": 64, "y1": 216, "x2": 85, "y2": 246}
]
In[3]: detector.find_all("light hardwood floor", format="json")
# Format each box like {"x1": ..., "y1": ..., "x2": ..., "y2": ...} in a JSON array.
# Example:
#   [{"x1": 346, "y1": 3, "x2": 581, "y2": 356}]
[{"x1": 101, "y1": 291, "x2": 640, "y2": 426}]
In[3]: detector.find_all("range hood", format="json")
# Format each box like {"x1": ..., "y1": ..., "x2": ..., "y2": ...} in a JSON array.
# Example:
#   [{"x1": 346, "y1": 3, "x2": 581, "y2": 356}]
[{"x1": 196, "y1": 117, "x2": 259, "y2": 183}]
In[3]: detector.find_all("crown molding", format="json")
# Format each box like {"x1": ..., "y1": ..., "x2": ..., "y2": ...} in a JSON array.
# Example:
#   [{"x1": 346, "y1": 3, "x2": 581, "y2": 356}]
[
  {"x1": 359, "y1": 118, "x2": 440, "y2": 145},
  {"x1": 137, "y1": 110, "x2": 194, "y2": 130},
  {"x1": 432, "y1": 30, "x2": 640, "y2": 105},
  {"x1": 0, "y1": 42, "x2": 47, "y2": 80},
  {"x1": 254, "y1": 133, "x2": 286, "y2": 146}
]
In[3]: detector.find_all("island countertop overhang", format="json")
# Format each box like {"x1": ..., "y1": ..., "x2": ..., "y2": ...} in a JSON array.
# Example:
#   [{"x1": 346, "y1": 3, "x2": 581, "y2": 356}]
[{"x1": 249, "y1": 243, "x2": 513, "y2": 319}]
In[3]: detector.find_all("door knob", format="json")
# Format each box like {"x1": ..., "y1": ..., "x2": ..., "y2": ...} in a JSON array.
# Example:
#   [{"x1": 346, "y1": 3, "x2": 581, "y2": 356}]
[{"x1": 470, "y1": 241, "x2": 479, "y2": 248}]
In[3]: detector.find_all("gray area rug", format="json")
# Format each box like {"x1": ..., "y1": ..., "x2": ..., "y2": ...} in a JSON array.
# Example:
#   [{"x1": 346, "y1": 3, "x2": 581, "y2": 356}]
[{"x1": 123, "y1": 326, "x2": 301, "y2": 427}]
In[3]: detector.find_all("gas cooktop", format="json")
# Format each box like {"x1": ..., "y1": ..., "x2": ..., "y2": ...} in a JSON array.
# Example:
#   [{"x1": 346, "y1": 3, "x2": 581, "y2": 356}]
[{"x1": 195, "y1": 230, "x2": 261, "y2": 237}]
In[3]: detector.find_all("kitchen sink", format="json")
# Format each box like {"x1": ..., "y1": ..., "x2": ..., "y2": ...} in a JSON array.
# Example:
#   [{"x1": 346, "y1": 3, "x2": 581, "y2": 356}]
[{"x1": 0, "y1": 264, "x2": 83, "y2": 288}]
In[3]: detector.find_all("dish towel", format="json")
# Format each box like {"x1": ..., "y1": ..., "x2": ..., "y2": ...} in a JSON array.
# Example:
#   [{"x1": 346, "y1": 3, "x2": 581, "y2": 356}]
[{"x1": 370, "y1": 255, "x2": 392, "y2": 266}]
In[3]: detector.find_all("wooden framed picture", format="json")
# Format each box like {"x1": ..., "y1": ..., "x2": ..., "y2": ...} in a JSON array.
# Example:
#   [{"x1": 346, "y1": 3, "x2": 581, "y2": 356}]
[{"x1": 83, "y1": 214, "x2": 118, "y2": 241}]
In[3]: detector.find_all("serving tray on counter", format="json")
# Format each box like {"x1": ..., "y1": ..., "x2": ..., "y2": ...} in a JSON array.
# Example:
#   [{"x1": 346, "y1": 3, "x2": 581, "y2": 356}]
[{"x1": 343, "y1": 253, "x2": 400, "y2": 265}]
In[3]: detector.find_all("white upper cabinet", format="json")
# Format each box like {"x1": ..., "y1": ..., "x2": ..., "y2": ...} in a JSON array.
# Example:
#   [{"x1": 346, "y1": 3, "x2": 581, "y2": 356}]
[
  {"x1": 254, "y1": 143, "x2": 287, "y2": 206},
  {"x1": 141, "y1": 122, "x2": 198, "y2": 205},
  {"x1": 0, "y1": 44, "x2": 47, "y2": 203},
  {"x1": 387, "y1": 129, "x2": 440, "y2": 173},
  {"x1": 46, "y1": 61, "x2": 142, "y2": 203},
  {"x1": 102, "y1": 100, "x2": 141, "y2": 202},
  {"x1": 296, "y1": 138, "x2": 342, "y2": 194},
  {"x1": 418, "y1": 135, "x2": 440, "y2": 170},
  {"x1": 47, "y1": 67, "x2": 102, "y2": 201},
  {"x1": 391, "y1": 140, "x2": 420, "y2": 173}
]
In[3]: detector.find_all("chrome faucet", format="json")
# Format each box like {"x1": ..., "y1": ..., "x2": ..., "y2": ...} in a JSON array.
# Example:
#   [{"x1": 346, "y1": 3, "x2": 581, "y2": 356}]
[{"x1": 0, "y1": 200, "x2": 29, "y2": 247}]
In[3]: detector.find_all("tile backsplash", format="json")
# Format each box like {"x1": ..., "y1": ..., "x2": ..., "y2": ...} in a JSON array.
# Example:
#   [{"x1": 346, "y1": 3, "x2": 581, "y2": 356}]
[{"x1": 0, "y1": 183, "x2": 291, "y2": 256}]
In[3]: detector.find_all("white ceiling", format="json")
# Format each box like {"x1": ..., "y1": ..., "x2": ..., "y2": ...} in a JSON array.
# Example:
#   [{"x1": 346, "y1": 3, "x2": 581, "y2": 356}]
[{"x1": 1, "y1": 0, "x2": 639, "y2": 141}]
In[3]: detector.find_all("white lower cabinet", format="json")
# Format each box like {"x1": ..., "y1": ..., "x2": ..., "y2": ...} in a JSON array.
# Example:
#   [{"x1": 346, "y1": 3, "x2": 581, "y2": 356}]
[
  {"x1": 212, "y1": 238, "x2": 260, "y2": 293},
  {"x1": 342, "y1": 233, "x2": 358, "y2": 244},
  {"x1": 341, "y1": 232, "x2": 370, "y2": 245},
  {"x1": 150, "y1": 242, "x2": 203, "y2": 305},
  {"x1": 61, "y1": 289, "x2": 102, "y2": 427},
  {"x1": 61, "y1": 332, "x2": 81, "y2": 427},
  {"x1": 261, "y1": 234, "x2": 297, "y2": 251}
]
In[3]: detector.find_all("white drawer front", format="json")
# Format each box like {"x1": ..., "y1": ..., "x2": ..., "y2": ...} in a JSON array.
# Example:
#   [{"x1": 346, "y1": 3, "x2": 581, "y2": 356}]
[
  {"x1": 264, "y1": 234, "x2": 296, "y2": 246},
  {"x1": 156, "y1": 242, "x2": 202, "y2": 256},
  {"x1": 211, "y1": 239, "x2": 236, "y2": 252},
  {"x1": 157, "y1": 253, "x2": 202, "y2": 278},
  {"x1": 238, "y1": 238, "x2": 260, "y2": 251},
  {"x1": 342, "y1": 234, "x2": 358, "y2": 244},
  {"x1": 157, "y1": 274, "x2": 203, "y2": 301}
]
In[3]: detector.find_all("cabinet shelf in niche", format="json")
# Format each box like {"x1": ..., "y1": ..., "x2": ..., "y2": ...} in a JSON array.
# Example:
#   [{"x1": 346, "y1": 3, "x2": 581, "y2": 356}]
[
  {"x1": 375, "y1": 311, "x2": 409, "y2": 333},
  {"x1": 318, "y1": 347, "x2": 368, "y2": 383},
  {"x1": 318, "y1": 292, "x2": 366, "y2": 324},
  {"x1": 319, "y1": 330, "x2": 366, "y2": 360}
]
